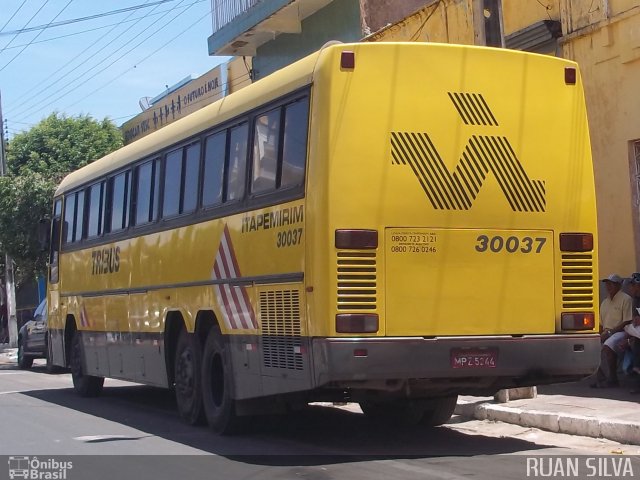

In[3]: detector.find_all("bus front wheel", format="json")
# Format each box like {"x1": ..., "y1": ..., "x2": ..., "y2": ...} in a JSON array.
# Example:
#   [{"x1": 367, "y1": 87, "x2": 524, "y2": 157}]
[
  {"x1": 174, "y1": 329, "x2": 205, "y2": 425},
  {"x1": 70, "y1": 331, "x2": 104, "y2": 397},
  {"x1": 201, "y1": 328, "x2": 242, "y2": 434}
]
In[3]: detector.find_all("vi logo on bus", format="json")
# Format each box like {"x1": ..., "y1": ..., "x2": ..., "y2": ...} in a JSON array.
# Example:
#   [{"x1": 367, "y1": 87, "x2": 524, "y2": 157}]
[{"x1": 390, "y1": 92, "x2": 546, "y2": 213}]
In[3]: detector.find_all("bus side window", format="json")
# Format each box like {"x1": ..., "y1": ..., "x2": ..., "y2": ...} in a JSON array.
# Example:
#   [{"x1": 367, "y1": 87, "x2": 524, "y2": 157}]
[
  {"x1": 163, "y1": 149, "x2": 183, "y2": 218},
  {"x1": 183, "y1": 143, "x2": 200, "y2": 214},
  {"x1": 202, "y1": 132, "x2": 225, "y2": 208},
  {"x1": 109, "y1": 170, "x2": 130, "y2": 233},
  {"x1": 281, "y1": 97, "x2": 309, "y2": 189},
  {"x1": 63, "y1": 193, "x2": 76, "y2": 244},
  {"x1": 226, "y1": 123, "x2": 248, "y2": 202},
  {"x1": 50, "y1": 198, "x2": 62, "y2": 283},
  {"x1": 86, "y1": 181, "x2": 105, "y2": 239},
  {"x1": 252, "y1": 109, "x2": 280, "y2": 194},
  {"x1": 63, "y1": 190, "x2": 85, "y2": 244},
  {"x1": 134, "y1": 159, "x2": 160, "y2": 225},
  {"x1": 75, "y1": 190, "x2": 85, "y2": 242}
]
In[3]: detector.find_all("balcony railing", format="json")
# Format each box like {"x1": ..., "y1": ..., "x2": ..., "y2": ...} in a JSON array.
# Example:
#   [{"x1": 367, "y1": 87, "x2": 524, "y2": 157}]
[{"x1": 211, "y1": 0, "x2": 263, "y2": 33}]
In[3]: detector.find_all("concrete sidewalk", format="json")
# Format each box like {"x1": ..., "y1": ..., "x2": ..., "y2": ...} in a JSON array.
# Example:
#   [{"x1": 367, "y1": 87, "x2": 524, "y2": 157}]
[
  {"x1": 0, "y1": 344, "x2": 17, "y2": 364},
  {"x1": 455, "y1": 376, "x2": 640, "y2": 445}
]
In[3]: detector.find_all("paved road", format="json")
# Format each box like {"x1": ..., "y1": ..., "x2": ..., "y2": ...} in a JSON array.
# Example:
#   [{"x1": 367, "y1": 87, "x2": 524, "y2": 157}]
[{"x1": 0, "y1": 362, "x2": 638, "y2": 480}]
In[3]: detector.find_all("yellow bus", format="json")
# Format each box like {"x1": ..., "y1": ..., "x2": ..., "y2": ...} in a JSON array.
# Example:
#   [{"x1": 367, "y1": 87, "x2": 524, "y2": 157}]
[{"x1": 45, "y1": 42, "x2": 600, "y2": 433}]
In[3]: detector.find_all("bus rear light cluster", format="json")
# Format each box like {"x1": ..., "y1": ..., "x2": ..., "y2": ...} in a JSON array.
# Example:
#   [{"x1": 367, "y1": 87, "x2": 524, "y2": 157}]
[
  {"x1": 341, "y1": 51, "x2": 355, "y2": 69},
  {"x1": 559, "y1": 233, "x2": 593, "y2": 252},
  {"x1": 565, "y1": 67, "x2": 577, "y2": 85},
  {"x1": 561, "y1": 312, "x2": 595, "y2": 330},
  {"x1": 336, "y1": 314, "x2": 378, "y2": 333},
  {"x1": 335, "y1": 229, "x2": 378, "y2": 249}
]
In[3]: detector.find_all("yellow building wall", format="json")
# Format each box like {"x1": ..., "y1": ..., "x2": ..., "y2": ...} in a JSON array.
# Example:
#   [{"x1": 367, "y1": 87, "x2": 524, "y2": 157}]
[
  {"x1": 502, "y1": 0, "x2": 560, "y2": 36},
  {"x1": 366, "y1": 0, "x2": 476, "y2": 44},
  {"x1": 368, "y1": 0, "x2": 640, "y2": 277},
  {"x1": 560, "y1": 4, "x2": 640, "y2": 277}
]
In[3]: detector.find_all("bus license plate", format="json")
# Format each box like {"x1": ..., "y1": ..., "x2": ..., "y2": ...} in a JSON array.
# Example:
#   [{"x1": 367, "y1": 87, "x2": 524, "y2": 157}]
[{"x1": 450, "y1": 349, "x2": 498, "y2": 369}]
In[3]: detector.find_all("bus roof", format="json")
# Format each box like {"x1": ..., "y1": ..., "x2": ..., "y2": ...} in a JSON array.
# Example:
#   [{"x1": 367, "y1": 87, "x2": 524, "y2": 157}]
[{"x1": 55, "y1": 42, "x2": 575, "y2": 195}]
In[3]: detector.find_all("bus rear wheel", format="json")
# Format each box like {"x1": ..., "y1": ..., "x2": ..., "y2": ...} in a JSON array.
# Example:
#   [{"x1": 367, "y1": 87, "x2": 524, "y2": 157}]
[
  {"x1": 70, "y1": 331, "x2": 104, "y2": 397},
  {"x1": 174, "y1": 329, "x2": 205, "y2": 425},
  {"x1": 420, "y1": 395, "x2": 458, "y2": 427},
  {"x1": 201, "y1": 328, "x2": 242, "y2": 435}
]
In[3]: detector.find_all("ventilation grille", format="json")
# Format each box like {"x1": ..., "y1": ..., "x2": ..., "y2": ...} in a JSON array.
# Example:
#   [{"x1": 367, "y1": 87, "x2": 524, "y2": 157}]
[
  {"x1": 337, "y1": 251, "x2": 377, "y2": 311},
  {"x1": 260, "y1": 289, "x2": 303, "y2": 370},
  {"x1": 561, "y1": 253, "x2": 594, "y2": 309}
]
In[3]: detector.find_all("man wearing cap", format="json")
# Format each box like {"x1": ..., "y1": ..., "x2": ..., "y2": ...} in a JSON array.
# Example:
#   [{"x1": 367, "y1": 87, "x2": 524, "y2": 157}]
[
  {"x1": 600, "y1": 274, "x2": 633, "y2": 339},
  {"x1": 591, "y1": 274, "x2": 633, "y2": 388}
]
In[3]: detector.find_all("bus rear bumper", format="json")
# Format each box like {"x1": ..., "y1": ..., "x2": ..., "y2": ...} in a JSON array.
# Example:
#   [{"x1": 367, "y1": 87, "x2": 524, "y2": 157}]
[{"x1": 312, "y1": 334, "x2": 600, "y2": 394}]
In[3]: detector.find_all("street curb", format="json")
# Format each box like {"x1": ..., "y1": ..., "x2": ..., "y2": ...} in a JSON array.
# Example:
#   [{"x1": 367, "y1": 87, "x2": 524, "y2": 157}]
[{"x1": 455, "y1": 400, "x2": 640, "y2": 445}]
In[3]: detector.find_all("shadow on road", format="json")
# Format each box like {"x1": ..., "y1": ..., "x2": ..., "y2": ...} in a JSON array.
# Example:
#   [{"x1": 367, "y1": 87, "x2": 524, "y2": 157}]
[{"x1": 19, "y1": 380, "x2": 552, "y2": 463}]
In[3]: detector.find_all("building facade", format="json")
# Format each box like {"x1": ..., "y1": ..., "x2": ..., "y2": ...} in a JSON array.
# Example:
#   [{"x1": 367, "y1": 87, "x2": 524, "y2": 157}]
[{"x1": 207, "y1": 0, "x2": 640, "y2": 276}]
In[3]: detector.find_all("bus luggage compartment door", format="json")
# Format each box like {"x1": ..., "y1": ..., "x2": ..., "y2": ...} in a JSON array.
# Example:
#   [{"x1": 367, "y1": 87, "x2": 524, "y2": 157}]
[{"x1": 385, "y1": 228, "x2": 555, "y2": 337}]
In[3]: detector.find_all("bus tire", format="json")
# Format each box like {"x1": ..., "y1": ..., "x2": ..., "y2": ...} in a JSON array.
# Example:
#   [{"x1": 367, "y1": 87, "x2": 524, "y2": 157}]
[
  {"x1": 201, "y1": 327, "x2": 242, "y2": 435},
  {"x1": 174, "y1": 328, "x2": 205, "y2": 425},
  {"x1": 45, "y1": 334, "x2": 60, "y2": 374},
  {"x1": 420, "y1": 395, "x2": 458, "y2": 427},
  {"x1": 17, "y1": 339, "x2": 33, "y2": 370},
  {"x1": 70, "y1": 331, "x2": 104, "y2": 397}
]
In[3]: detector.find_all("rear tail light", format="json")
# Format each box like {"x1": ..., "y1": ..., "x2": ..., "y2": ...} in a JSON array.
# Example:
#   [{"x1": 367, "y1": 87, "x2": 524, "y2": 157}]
[
  {"x1": 559, "y1": 233, "x2": 593, "y2": 252},
  {"x1": 561, "y1": 312, "x2": 595, "y2": 330},
  {"x1": 565, "y1": 67, "x2": 577, "y2": 85},
  {"x1": 341, "y1": 51, "x2": 355, "y2": 69},
  {"x1": 335, "y1": 229, "x2": 378, "y2": 249},
  {"x1": 336, "y1": 314, "x2": 378, "y2": 333}
]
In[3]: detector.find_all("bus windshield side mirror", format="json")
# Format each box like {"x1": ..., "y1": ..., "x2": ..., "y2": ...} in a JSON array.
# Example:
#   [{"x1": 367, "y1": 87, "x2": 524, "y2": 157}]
[{"x1": 38, "y1": 218, "x2": 51, "y2": 252}]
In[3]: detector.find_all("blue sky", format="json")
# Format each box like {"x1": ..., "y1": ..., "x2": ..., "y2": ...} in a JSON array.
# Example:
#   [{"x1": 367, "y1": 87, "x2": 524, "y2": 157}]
[{"x1": 0, "y1": 0, "x2": 229, "y2": 138}]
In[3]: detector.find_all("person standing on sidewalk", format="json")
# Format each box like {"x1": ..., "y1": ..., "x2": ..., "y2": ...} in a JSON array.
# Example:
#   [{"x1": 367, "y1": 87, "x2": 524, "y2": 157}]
[{"x1": 591, "y1": 274, "x2": 633, "y2": 388}]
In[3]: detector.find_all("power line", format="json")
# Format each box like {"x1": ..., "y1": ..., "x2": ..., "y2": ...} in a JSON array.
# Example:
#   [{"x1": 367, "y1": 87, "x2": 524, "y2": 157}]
[
  {"x1": 0, "y1": 0, "x2": 180, "y2": 36},
  {"x1": 7, "y1": 0, "x2": 170, "y2": 117},
  {"x1": 0, "y1": 0, "x2": 74, "y2": 73},
  {"x1": 65, "y1": 7, "x2": 212, "y2": 110},
  {"x1": 0, "y1": 5, "x2": 201, "y2": 51},
  {"x1": 0, "y1": 0, "x2": 51, "y2": 55},
  {"x1": 0, "y1": 0, "x2": 28, "y2": 34},
  {"x1": 13, "y1": 0, "x2": 200, "y2": 122}
]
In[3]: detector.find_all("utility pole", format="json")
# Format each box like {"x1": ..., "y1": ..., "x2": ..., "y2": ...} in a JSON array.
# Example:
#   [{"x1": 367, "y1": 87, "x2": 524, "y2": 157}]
[{"x1": 0, "y1": 91, "x2": 17, "y2": 347}]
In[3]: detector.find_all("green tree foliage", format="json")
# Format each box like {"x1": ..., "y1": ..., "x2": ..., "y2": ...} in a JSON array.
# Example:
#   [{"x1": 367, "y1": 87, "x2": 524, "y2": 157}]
[
  {"x1": 0, "y1": 113, "x2": 123, "y2": 278},
  {"x1": 8, "y1": 113, "x2": 122, "y2": 176}
]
